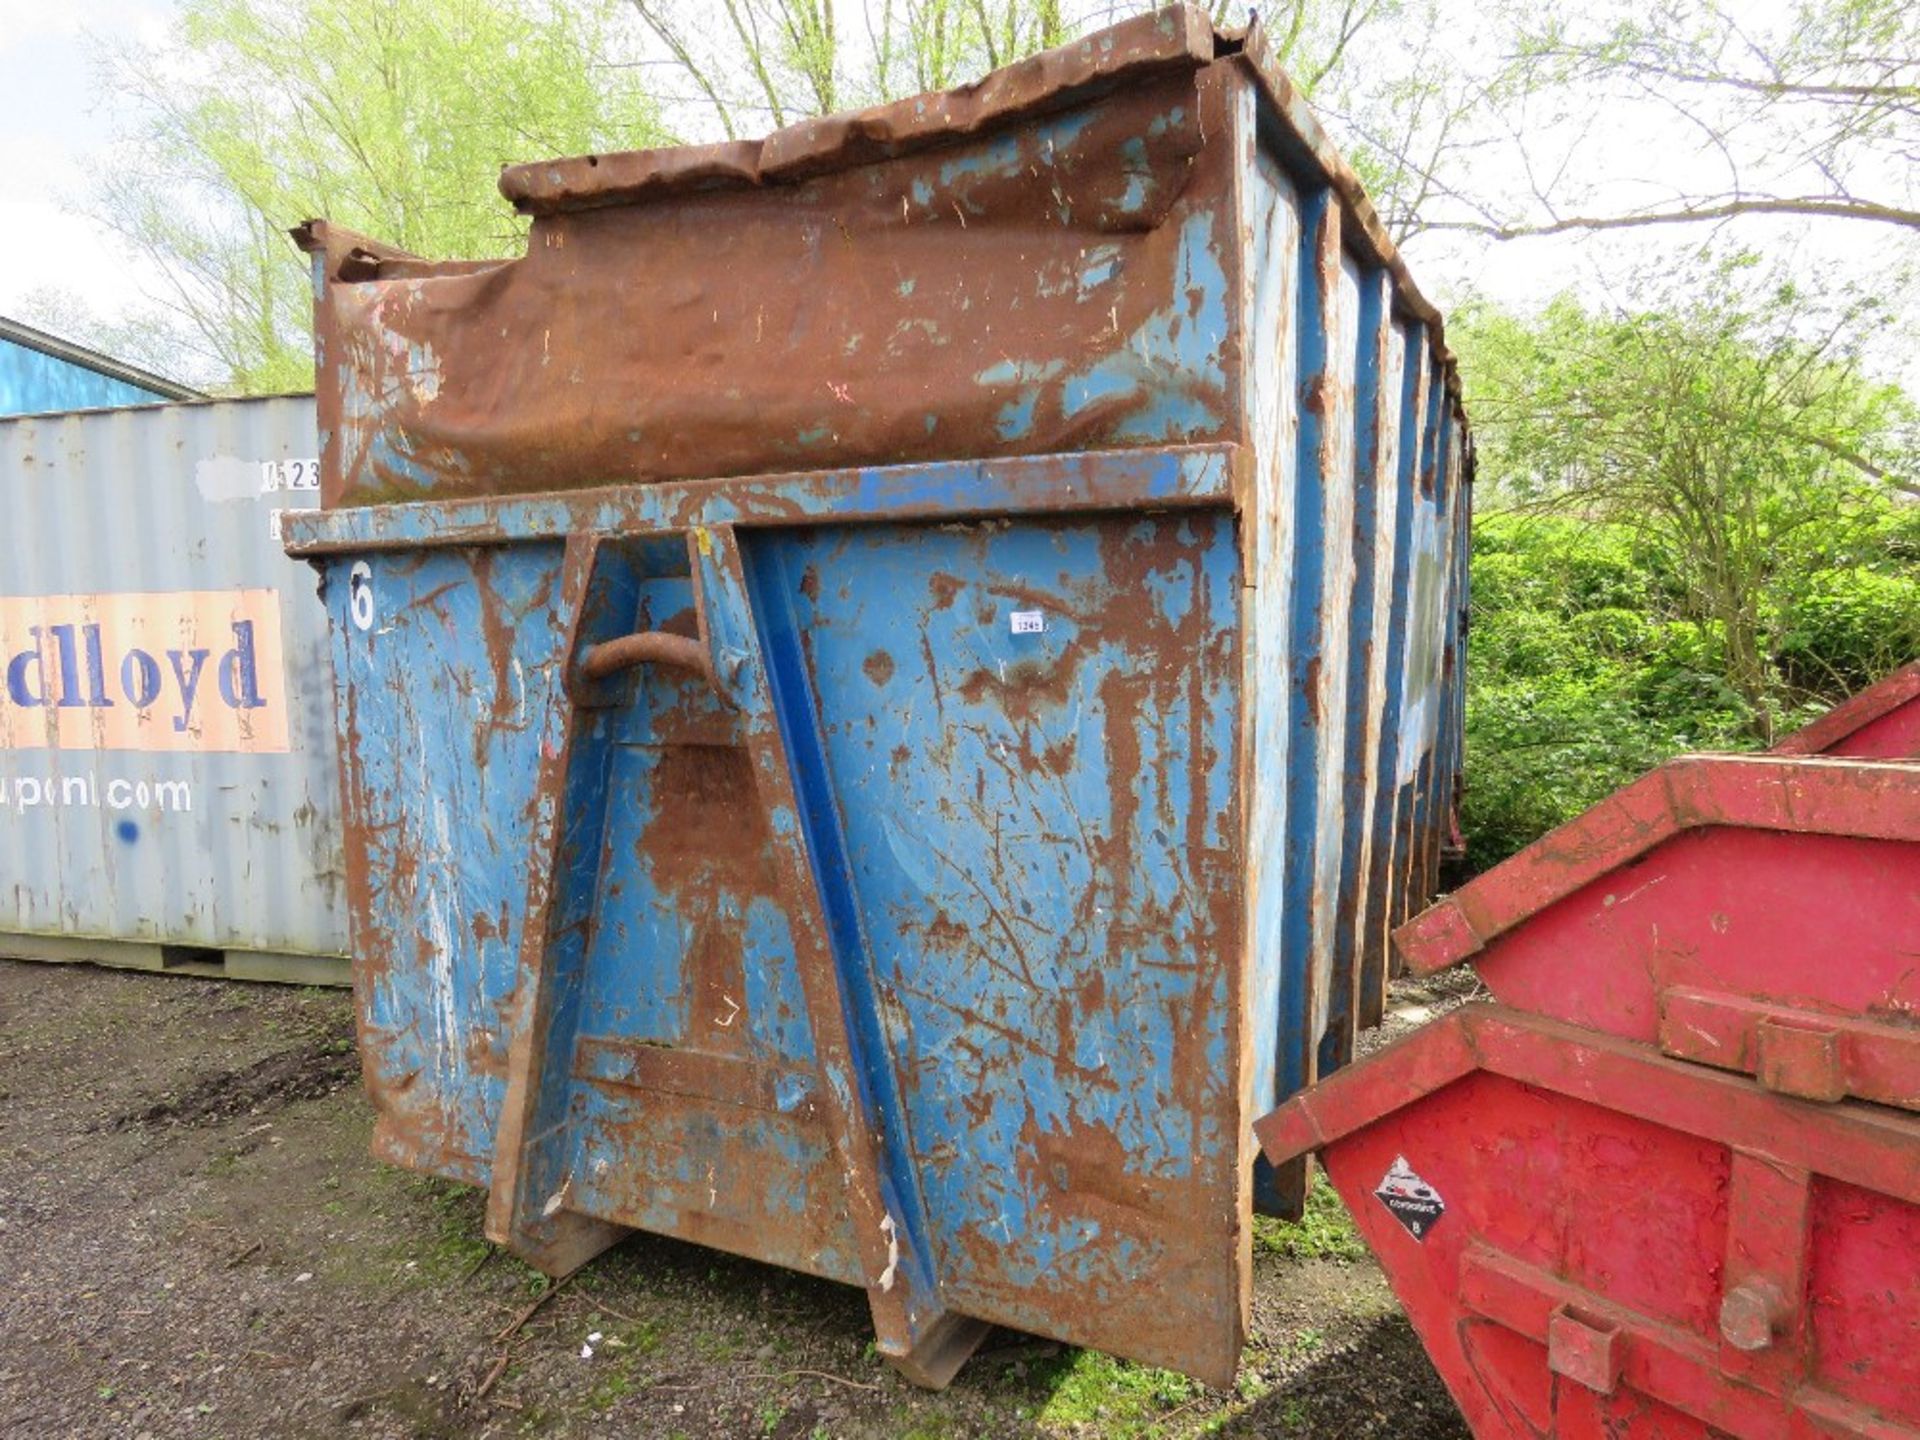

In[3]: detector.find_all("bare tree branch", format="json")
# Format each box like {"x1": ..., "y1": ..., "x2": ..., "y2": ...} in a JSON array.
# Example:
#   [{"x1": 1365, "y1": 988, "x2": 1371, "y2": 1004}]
[
  {"x1": 631, "y1": 0, "x2": 741, "y2": 138},
  {"x1": 1425, "y1": 194, "x2": 1920, "y2": 238}
]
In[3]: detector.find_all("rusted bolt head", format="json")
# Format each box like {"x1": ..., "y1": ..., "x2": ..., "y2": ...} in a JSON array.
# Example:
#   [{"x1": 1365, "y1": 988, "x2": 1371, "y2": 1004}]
[{"x1": 1719, "y1": 1280, "x2": 1787, "y2": 1352}]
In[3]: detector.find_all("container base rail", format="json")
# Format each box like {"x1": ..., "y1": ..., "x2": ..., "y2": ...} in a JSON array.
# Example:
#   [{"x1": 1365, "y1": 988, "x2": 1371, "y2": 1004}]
[
  {"x1": 1257, "y1": 750, "x2": 1920, "y2": 1439},
  {"x1": 0, "y1": 931, "x2": 349, "y2": 987}
]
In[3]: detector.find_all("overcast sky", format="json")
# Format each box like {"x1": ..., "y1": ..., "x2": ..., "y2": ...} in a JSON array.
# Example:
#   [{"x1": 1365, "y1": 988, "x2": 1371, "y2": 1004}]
[{"x1": 0, "y1": 0, "x2": 175, "y2": 330}]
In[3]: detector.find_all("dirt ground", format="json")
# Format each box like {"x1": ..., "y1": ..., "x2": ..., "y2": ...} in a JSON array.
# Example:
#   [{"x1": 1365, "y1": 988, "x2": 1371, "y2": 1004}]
[{"x1": 0, "y1": 959, "x2": 1471, "y2": 1440}]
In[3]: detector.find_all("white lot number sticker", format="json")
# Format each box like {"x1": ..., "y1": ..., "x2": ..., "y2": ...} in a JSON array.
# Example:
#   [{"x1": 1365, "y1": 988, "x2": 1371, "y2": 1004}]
[
  {"x1": 1375, "y1": 1156, "x2": 1446, "y2": 1240},
  {"x1": 261, "y1": 458, "x2": 320, "y2": 492},
  {"x1": 1009, "y1": 610, "x2": 1046, "y2": 635}
]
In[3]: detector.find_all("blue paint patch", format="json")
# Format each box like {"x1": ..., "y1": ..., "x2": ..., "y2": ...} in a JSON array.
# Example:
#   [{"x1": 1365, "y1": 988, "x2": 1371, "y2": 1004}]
[
  {"x1": 937, "y1": 133, "x2": 1022, "y2": 188},
  {"x1": 1050, "y1": 210, "x2": 1231, "y2": 444},
  {"x1": 1062, "y1": 368, "x2": 1140, "y2": 420},
  {"x1": 365, "y1": 430, "x2": 444, "y2": 495},
  {"x1": 1113, "y1": 137, "x2": 1153, "y2": 214},
  {"x1": 975, "y1": 358, "x2": 1065, "y2": 388},
  {"x1": 1039, "y1": 107, "x2": 1098, "y2": 148},
  {"x1": 994, "y1": 392, "x2": 1041, "y2": 441},
  {"x1": 115, "y1": 819, "x2": 139, "y2": 844},
  {"x1": 1076, "y1": 245, "x2": 1123, "y2": 299}
]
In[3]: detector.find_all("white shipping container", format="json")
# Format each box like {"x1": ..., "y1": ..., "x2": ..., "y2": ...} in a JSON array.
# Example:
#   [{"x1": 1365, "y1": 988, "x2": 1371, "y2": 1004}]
[{"x1": 0, "y1": 395, "x2": 346, "y2": 983}]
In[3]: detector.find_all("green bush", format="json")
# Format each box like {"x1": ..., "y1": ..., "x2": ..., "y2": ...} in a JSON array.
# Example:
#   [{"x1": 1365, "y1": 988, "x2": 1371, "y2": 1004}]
[
  {"x1": 1453, "y1": 280, "x2": 1918, "y2": 871},
  {"x1": 1462, "y1": 503, "x2": 1916, "y2": 869},
  {"x1": 1778, "y1": 566, "x2": 1920, "y2": 694},
  {"x1": 1463, "y1": 515, "x2": 1756, "y2": 867}
]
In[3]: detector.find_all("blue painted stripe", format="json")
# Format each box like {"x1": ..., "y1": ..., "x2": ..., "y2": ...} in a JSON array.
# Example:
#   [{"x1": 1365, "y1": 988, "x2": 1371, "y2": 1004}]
[
  {"x1": 739, "y1": 534, "x2": 942, "y2": 1310},
  {"x1": 1435, "y1": 413, "x2": 1468, "y2": 849},
  {"x1": 1400, "y1": 358, "x2": 1449, "y2": 920},
  {"x1": 1359, "y1": 321, "x2": 1426, "y2": 1019},
  {"x1": 285, "y1": 446, "x2": 1236, "y2": 554},
  {"x1": 1275, "y1": 187, "x2": 1335, "y2": 1105}
]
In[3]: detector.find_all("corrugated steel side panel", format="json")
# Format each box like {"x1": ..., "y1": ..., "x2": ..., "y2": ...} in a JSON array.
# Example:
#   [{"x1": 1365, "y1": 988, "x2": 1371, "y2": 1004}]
[
  {"x1": 0, "y1": 396, "x2": 346, "y2": 957},
  {"x1": 1236, "y1": 71, "x2": 1469, "y2": 1218}
]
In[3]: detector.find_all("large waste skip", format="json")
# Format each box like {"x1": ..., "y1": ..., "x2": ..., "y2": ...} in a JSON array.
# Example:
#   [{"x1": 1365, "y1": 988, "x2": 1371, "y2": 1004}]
[
  {"x1": 286, "y1": 7, "x2": 1470, "y2": 1387},
  {"x1": 1258, "y1": 746, "x2": 1920, "y2": 1437}
]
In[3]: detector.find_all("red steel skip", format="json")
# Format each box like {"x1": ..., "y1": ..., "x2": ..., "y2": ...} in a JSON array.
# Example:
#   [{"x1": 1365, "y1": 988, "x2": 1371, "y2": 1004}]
[{"x1": 1257, "y1": 745, "x2": 1920, "y2": 1439}]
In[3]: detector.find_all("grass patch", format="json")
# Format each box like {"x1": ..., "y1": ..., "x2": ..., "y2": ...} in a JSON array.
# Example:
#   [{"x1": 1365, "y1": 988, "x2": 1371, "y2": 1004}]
[
  {"x1": 321, "y1": 1169, "x2": 543, "y2": 1293},
  {"x1": 400, "y1": 1174, "x2": 496, "y2": 1279},
  {"x1": 583, "y1": 1320, "x2": 665, "y2": 1411},
  {"x1": 587, "y1": 1362, "x2": 638, "y2": 1412},
  {"x1": 1030, "y1": 1349, "x2": 1200, "y2": 1436},
  {"x1": 204, "y1": 1145, "x2": 250, "y2": 1176},
  {"x1": 693, "y1": 1328, "x2": 745, "y2": 1361},
  {"x1": 892, "y1": 1408, "x2": 956, "y2": 1440},
  {"x1": 1253, "y1": 1171, "x2": 1367, "y2": 1263}
]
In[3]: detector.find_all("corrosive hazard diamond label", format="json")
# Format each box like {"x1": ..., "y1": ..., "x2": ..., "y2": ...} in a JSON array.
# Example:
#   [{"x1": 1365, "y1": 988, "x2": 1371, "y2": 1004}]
[{"x1": 1374, "y1": 1156, "x2": 1446, "y2": 1240}]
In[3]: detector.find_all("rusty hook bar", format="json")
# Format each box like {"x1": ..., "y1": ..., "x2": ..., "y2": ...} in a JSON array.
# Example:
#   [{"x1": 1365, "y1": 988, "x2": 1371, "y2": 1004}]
[{"x1": 578, "y1": 630, "x2": 712, "y2": 685}]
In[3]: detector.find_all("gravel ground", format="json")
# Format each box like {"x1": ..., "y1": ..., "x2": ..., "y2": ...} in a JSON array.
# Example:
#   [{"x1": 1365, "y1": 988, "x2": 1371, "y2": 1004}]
[
  {"x1": 1358, "y1": 966, "x2": 1487, "y2": 1058},
  {"x1": 0, "y1": 959, "x2": 1469, "y2": 1440}
]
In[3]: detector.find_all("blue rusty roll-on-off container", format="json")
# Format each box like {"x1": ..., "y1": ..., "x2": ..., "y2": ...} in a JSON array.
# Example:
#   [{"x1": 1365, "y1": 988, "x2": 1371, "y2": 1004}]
[{"x1": 286, "y1": 7, "x2": 1469, "y2": 1388}]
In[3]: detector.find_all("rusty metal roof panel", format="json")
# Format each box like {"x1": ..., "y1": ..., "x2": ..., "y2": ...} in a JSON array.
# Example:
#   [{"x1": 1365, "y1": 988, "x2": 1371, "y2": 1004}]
[
  {"x1": 497, "y1": 8, "x2": 1216, "y2": 215},
  {"x1": 294, "y1": 5, "x2": 1459, "y2": 509}
]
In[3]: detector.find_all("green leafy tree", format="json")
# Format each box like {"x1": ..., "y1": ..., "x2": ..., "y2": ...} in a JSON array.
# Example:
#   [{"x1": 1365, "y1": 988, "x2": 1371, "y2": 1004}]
[
  {"x1": 53, "y1": 0, "x2": 1443, "y2": 388},
  {"x1": 87, "y1": 0, "x2": 665, "y2": 393},
  {"x1": 1456, "y1": 259, "x2": 1918, "y2": 764},
  {"x1": 627, "y1": 0, "x2": 1068, "y2": 138}
]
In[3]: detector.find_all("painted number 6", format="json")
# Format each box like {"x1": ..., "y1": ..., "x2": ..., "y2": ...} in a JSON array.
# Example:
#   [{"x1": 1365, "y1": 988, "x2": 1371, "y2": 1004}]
[{"x1": 348, "y1": 561, "x2": 375, "y2": 632}]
